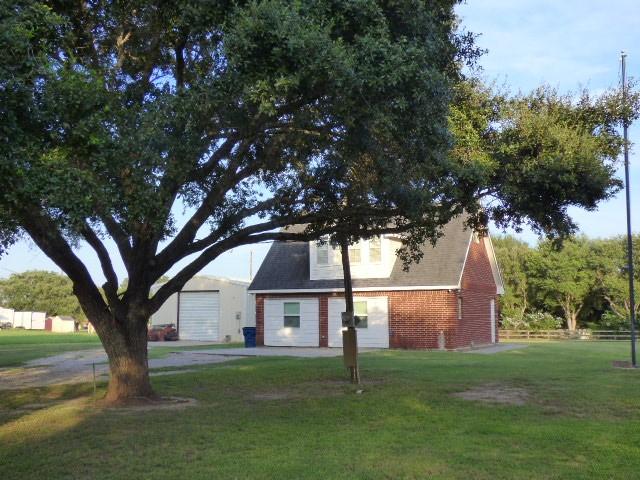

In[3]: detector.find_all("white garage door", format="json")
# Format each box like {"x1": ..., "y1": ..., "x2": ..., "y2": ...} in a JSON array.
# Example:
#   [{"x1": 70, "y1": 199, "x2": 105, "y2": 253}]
[
  {"x1": 264, "y1": 298, "x2": 319, "y2": 347},
  {"x1": 328, "y1": 297, "x2": 389, "y2": 348},
  {"x1": 178, "y1": 291, "x2": 220, "y2": 341}
]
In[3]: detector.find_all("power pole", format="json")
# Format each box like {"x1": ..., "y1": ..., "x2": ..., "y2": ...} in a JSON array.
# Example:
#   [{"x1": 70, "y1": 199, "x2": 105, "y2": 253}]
[
  {"x1": 249, "y1": 250, "x2": 253, "y2": 281},
  {"x1": 621, "y1": 51, "x2": 637, "y2": 367}
]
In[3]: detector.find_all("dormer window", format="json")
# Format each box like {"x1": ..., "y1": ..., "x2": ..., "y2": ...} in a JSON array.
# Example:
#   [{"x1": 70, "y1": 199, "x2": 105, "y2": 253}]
[
  {"x1": 348, "y1": 243, "x2": 361, "y2": 263},
  {"x1": 332, "y1": 245, "x2": 342, "y2": 264},
  {"x1": 369, "y1": 236, "x2": 381, "y2": 263},
  {"x1": 316, "y1": 241, "x2": 329, "y2": 265},
  {"x1": 310, "y1": 235, "x2": 393, "y2": 280}
]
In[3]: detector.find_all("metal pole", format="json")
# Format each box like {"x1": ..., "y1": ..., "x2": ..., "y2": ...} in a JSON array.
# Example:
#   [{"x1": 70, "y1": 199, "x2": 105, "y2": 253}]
[{"x1": 621, "y1": 51, "x2": 637, "y2": 367}]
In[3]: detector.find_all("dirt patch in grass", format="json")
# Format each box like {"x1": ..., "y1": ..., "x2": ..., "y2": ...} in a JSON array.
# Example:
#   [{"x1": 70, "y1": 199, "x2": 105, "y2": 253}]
[
  {"x1": 612, "y1": 360, "x2": 639, "y2": 369},
  {"x1": 100, "y1": 396, "x2": 198, "y2": 412},
  {"x1": 453, "y1": 383, "x2": 529, "y2": 406}
]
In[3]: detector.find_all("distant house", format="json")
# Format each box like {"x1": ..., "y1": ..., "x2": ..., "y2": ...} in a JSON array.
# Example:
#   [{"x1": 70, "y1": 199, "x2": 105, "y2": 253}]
[
  {"x1": 45, "y1": 315, "x2": 76, "y2": 333},
  {"x1": 248, "y1": 216, "x2": 504, "y2": 350},
  {"x1": 151, "y1": 276, "x2": 255, "y2": 342}
]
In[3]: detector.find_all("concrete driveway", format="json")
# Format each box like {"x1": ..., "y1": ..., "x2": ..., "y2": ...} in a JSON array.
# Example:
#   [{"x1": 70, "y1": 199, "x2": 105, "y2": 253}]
[
  {"x1": 0, "y1": 348, "x2": 241, "y2": 391},
  {"x1": 0, "y1": 346, "x2": 374, "y2": 391}
]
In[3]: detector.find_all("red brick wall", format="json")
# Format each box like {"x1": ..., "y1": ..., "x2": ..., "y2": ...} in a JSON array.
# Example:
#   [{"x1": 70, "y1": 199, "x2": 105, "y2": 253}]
[
  {"x1": 458, "y1": 236, "x2": 498, "y2": 347},
  {"x1": 253, "y1": 235, "x2": 499, "y2": 350},
  {"x1": 255, "y1": 290, "x2": 459, "y2": 349},
  {"x1": 386, "y1": 290, "x2": 459, "y2": 349},
  {"x1": 256, "y1": 295, "x2": 264, "y2": 346}
]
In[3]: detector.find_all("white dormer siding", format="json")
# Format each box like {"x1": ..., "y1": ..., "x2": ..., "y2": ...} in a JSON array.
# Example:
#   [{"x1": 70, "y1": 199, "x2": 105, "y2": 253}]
[{"x1": 309, "y1": 235, "x2": 400, "y2": 280}]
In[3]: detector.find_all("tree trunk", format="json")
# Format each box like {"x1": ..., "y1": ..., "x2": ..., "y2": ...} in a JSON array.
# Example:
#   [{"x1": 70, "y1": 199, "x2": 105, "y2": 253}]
[
  {"x1": 340, "y1": 236, "x2": 359, "y2": 384},
  {"x1": 95, "y1": 313, "x2": 156, "y2": 404}
]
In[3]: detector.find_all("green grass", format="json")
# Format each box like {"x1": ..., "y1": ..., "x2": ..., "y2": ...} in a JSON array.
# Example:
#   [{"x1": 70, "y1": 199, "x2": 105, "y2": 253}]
[
  {"x1": 0, "y1": 330, "x2": 101, "y2": 367},
  {"x1": 1, "y1": 342, "x2": 640, "y2": 479}
]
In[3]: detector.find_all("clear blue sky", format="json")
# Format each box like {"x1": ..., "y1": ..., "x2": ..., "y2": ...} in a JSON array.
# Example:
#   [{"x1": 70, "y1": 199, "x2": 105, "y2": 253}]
[{"x1": 1, "y1": 0, "x2": 639, "y2": 283}]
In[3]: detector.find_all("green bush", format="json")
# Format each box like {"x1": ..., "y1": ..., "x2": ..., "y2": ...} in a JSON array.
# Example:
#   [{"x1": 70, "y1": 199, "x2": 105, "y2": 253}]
[
  {"x1": 501, "y1": 311, "x2": 563, "y2": 330},
  {"x1": 590, "y1": 311, "x2": 631, "y2": 331}
]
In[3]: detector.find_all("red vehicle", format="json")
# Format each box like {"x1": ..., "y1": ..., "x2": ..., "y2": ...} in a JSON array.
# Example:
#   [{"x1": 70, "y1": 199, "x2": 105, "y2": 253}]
[{"x1": 147, "y1": 324, "x2": 179, "y2": 341}]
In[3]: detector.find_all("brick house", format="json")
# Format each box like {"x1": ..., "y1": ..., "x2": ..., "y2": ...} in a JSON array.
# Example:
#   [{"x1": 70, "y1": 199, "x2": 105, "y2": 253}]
[{"x1": 248, "y1": 216, "x2": 504, "y2": 350}]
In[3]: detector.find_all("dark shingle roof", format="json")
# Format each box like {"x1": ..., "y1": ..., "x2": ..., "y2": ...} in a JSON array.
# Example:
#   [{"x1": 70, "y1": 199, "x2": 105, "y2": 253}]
[{"x1": 248, "y1": 216, "x2": 472, "y2": 291}]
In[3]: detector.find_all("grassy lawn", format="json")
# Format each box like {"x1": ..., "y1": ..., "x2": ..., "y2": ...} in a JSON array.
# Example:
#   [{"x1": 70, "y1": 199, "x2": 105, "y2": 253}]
[
  {"x1": 0, "y1": 330, "x2": 101, "y2": 367},
  {"x1": 1, "y1": 342, "x2": 640, "y2": 479}
]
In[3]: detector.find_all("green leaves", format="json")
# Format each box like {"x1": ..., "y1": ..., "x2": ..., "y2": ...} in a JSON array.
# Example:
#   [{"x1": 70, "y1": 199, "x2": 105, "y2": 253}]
[
  {"x1": 0, "y1": 270, "x2": 86, "y2": 320},
  {"x1": 450, "y1": 82, "x2": 630, "y2": 238}
]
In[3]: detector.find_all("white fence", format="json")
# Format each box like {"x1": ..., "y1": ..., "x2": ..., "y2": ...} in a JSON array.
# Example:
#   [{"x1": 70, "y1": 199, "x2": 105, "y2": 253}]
[{"x1": 0, "y1": 308, "x2": 46, "y2": 329}]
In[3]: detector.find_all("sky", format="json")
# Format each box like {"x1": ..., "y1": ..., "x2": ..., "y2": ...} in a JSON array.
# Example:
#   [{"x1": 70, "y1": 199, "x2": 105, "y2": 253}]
[{"x1": 1, "y1": 0, "x2": 640, "y2": 283}]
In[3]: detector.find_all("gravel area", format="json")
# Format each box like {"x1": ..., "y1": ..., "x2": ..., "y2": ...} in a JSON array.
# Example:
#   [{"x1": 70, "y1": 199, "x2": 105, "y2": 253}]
[{"x1": 0, "y1": 349, "x2": 240, "y2": 390}]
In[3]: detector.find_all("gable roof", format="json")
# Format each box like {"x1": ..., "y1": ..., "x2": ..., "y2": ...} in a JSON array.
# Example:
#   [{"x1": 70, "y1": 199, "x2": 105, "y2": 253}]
[{"x1": 248, "y1": 215, "x2": 475, "y2": 292}]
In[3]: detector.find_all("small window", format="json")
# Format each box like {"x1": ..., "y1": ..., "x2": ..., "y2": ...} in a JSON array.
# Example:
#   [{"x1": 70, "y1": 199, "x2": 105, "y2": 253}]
[
  {"x1": 332, "y1": 245, "x2": 342, "y2": 264},
  {"x1": 316, "y1": 241, "x2": 329, "y2": 265},
  {"x1": 354, "y1": 301, "x2": 368, "y2": 328},
  {"x1": 284, "y1": 302, "x2": 300, "y2": 328},
  {"x1": 348, "y1": 243, "x2": 361, "y2": 263},
  {"x1": 369, "y1": 236, "x2": 382, "y2": 263},
  {"x1": 457, "y1": 297, "x2": 463, "y2": 320}
]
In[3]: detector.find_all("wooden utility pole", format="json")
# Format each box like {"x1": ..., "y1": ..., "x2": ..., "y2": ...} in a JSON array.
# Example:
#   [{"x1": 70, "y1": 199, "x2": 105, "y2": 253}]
[{"x1": 340, "y1": 236, "x2": 360, "y2": 383}]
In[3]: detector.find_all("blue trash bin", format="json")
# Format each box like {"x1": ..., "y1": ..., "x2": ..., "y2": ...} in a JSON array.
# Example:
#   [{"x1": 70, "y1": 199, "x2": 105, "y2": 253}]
[{"x1": 242, "y1": 327, "x2": 257, "y2": 348}]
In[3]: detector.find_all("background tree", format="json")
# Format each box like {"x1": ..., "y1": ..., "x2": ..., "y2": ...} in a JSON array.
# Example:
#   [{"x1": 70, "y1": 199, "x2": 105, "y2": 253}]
[
  {"x1": 1, "y1": 1, "x2": 632, "y2": 403},
  {"x1": 0, "y1": 271, "x2": 85, "y2": 320},
  {"x1": 591, "y1": 236, "x2": 640, "y2": 324},
  {"x1": 492, "y1": 235, "x2": 532, "y2": 320},
  {"x1": 526, "y1": 238, "x2": 596, "y2": 330}
]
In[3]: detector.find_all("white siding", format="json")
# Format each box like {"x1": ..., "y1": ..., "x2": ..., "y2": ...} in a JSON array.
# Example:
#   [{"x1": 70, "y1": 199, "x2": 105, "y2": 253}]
[
  {"x1": 309, "y1": 236, "x2": 401, "y2": 281},
  {"x1": 31, "y1": 312, "x2": 46, "y2": 330},
  {"x1": 151, "y1": 276, "x2": 251, "y2": 342},
  {"x1": 328, "y1": 297, "x2": 389, "y2": 348},
  {"x1": 12, "y1": 311, "x2": 46, "y2": 329},
  {"x1": 0, "y1": 307, "x2": 14, "y2": 326},
  {"x1": 51, "y1": 317, "x2": 75, "y2": 333},
  {"x1": 264, "y1": 298, "x2": 319, "y2": 347},
  {"x1": 178, "y1": 292, "x2": 220, "y2": 341}
]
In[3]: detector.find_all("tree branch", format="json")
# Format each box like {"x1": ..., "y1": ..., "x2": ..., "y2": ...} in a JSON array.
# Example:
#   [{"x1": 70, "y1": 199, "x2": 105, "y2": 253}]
[
  {"x1": 20, "y1": 209, "x2": 110, "y2": 326},
  {"x1": 79, "y1": 223, "x2": 121, "y2": 307}
]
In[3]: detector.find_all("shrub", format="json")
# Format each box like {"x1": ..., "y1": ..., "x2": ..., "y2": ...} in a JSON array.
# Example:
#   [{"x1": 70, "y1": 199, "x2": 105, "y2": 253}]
[{"x1": 501, "y1": 311, "x2": 563, "y2": 330}]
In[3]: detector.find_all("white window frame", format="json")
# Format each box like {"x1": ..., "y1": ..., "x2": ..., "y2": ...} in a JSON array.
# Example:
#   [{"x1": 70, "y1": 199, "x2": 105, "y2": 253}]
[
  {"x1": 316, "y1": 241, "x2": 329, "y2": 265},
  {"x1": 348, "y1": 242, "x2": 362, "y2": 264},
  {"x1": 354, "y1": 300, "x2": 368, "y2": 329},
  {"x1": 283, "y1": 302, "x2": 301, "y2": 328},
  {"x1": 368, "y1": 236, "x2": 382, "y2": 264}
]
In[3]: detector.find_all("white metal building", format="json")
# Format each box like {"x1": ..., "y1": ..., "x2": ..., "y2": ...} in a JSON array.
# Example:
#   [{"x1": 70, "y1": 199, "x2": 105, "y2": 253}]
[
  {"x1": 151, "y1": 276, "x2": 254, "y2": 342},
  {"x1": 2, "y1": 310, "x2": 46, "y2": 329},
  {"x1": 46, "y1": 315, "x2": 76, "y2": 333}
]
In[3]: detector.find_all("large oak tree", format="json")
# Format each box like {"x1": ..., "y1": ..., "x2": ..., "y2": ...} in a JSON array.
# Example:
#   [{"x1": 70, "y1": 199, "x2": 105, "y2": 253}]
[{"x1": 0, "y1": 1, "x2": 631, "y2": 403}]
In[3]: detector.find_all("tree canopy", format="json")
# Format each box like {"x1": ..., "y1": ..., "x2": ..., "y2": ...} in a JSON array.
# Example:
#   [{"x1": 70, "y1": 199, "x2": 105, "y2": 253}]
[
  {"x1": 0, "y1": 1, "x2": 635, "y2": 402},
  {"x1": 0, "y1": 270, "x2": 85, "y2": 320},
  {"x1": 494, "y1": 234, "x2": 640, "y2": 331}
]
